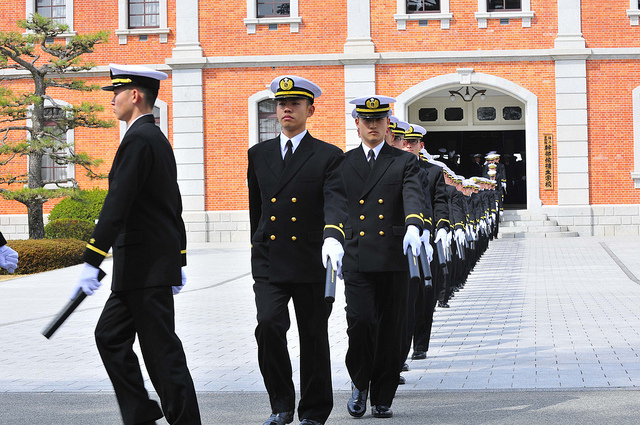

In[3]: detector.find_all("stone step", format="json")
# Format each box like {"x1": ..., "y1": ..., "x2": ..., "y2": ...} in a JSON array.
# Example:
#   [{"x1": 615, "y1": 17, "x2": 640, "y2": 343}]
[
  {"x1": 501, "y1": 219, "x2": 559, "y2": 228},
  {"x1": 502, "y1": 212, "x2": 549, "y2": 221},
  {"x1": 500, "y1": 225, "x2": 567, "y2": 233},
  {"x1": 498, "y1": 231, "x2": 580, "y2": 239}
]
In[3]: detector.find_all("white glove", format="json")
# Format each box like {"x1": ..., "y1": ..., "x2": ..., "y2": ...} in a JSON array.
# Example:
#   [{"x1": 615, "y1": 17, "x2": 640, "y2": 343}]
[
  {"x1": 446, "y1": 230, "x2": 453, "y2": 248},
  {"x1": 402, "y1": 225, "x2": 421, "y2": 256},
  {"x1": 173, "y1": 268, "x2": 187, "y2": 295},
  {"x1": 434, "y1": 228, "x2": 448, "y2": 245},
  {"x1": 322, "y1": 237, "x2": 344, "y2": 279},
  {"x1": 0, "y1": 244, "x2": 18, "y2": 273},
  {"x1": 71, "y1": 263, "x2": 101, "y2": 298},
  {"x1": 454, "y1": 228, "x2": 465, "y2": 246},
  {"x1": 420, "y1": 230, "x2": 433, "y2": 262},
  {"x1": 492, "y1": 212, "x2": 496, "y2": 221},
  {"x1": 502, "y1": 182, "x2": 507, "y2": 193},
  {"x1": 500, "y1": 211, "x2": 504, "y2": 218}
]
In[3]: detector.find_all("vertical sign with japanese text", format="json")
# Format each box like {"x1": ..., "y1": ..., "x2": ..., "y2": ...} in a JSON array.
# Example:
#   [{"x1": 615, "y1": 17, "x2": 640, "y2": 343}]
[{"x1": 543, "y1": 134, "x2": 553, "y2": 190}]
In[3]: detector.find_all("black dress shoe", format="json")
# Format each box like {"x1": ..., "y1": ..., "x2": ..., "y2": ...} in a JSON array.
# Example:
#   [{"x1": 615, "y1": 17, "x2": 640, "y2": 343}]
[
  {"x1": 347, "y1": 382, "x2": 368, "y2": 418},
  {"x1": 402, "y1": 362, "x2": 409, "y2": 371},
  {"x1": 264, "y1": 410, "x2": 294, "y2": 425},
  {"x1": 411, "y1": 350, "x2": 426, "y2": 360},
  {"x1": 438, "y1": 301, "x2": 450, "y2": 308},
  {"x1": 398, "y1": 375, "x2": 405, "y2": 385},
  {"x1": 372, "y1": 405, "x2": 393, "y2": 418},
  {"x1": 299, "y1": 420, "x2": 322, "y2": 425}
]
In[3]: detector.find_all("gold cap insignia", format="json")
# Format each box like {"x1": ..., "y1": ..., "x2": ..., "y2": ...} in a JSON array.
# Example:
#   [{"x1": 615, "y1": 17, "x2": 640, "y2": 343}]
[
  {"x1": 279, "y1": 77, "x2": 294, "y2": 91},
  {"x1": 408, "y1": 126, "x2": 414, "y2": 133},
  {"x1": 366, "y1": 98, "x2": 380, "y2": 109}
]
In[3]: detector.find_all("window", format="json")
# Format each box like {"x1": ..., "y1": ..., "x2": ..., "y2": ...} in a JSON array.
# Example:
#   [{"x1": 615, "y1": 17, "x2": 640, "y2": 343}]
[
  {"x1": 245, "y1": 0, "x2": 301, "y2": 34},
  {"x1": 487, "y1": 0, "x2": 521, "y2": 12},
  {"x1": 475, "y1": 0, "x2": 533, "y2": 28},
  {"x1": 26, "y1": 0, "x2": 75, "y2": 35},
  {"x1": 258, "y1": 0, "x2": 290, "y2": 17},
  {"x1": 419, "y1": 108, "x2": 438, "y2": 122},
  {"x1": 395, "y1": 0, "x2": 451, "y2": 29},
  {"x1": 408, "y1": 0, "x2": 440, "y2": 13},
  {"x1": 37, "y1": 105, "x2": 75, "y2": 187},
  {"x1": 129, "y1": 0, "x2": 159, "y2": 29},
  {"x1": 258, "y1": 99, "x2": 281, "y2": 142},
  {"x1": 36, "y1": 0, "x2": 66, "y2": 24},
  {"x1": 444, "y1": 107, "x2": 464, "y2": 121},
  {"x1": 477, "y1": 107, "x2": 496, "y2": 121},
  {"x1": 503, "y1": 106, "x2": 522, "y2": 120},
  {"x1": 116, "y1": 0, "x2": 169, "y2": 44}
]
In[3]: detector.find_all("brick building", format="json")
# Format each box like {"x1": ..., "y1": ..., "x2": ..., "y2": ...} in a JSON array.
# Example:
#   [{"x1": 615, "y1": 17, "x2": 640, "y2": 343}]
[{"x1": 1, "y1": 0, "x2": 640, "y2": 240}]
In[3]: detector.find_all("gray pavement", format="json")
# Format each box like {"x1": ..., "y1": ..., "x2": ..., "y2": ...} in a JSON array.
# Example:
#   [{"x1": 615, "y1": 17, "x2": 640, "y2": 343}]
[{"x1": 2, "y1": 236, "x2": 640, "y2": 424}]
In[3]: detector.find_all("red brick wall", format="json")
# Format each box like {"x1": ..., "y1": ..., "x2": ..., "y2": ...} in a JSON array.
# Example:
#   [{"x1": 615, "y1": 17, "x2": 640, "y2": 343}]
[
  {"x1": 587, "y1": 59, "x2": 640, "y2": 204},
  {"x1": 582, "y1": 1, "x2": 640, "y2": 49},
  {"x1": 199, "y1": 1, "x2": 348, "y2": 57},
  {"x1": 372, "y1": 0, "x2": 557, "y2": 52}
]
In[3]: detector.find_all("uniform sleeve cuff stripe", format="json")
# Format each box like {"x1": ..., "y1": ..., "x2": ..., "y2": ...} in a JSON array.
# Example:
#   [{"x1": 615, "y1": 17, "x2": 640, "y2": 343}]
[
  {"x1": 405, "y1": 214, "x2": 424, "y2": 223},
  {"x1": 324, "y1": 225, "x2": 345, "y2": 238},
  {"x1": 86, "y1": 244, "x2": 108, "y2": 257}
]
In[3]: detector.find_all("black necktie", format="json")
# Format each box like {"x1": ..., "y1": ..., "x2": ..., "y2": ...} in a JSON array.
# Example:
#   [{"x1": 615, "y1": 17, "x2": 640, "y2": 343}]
[
  {"x1": 283, "y1": 140, "x2": 293, "y2": 167},
  {"x1": 368, "y1": 149, "x2": 375, "y2": 169}
]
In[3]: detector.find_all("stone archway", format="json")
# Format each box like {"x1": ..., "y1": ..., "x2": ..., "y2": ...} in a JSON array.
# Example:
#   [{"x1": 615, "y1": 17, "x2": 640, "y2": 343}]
[{"x1": 394, "y1": 69, "x2": 542, "y2": 210}]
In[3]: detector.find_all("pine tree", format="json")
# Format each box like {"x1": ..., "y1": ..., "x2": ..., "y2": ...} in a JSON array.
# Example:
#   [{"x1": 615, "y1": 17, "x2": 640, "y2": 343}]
[{"x1": 0, "y1": 14, "x2": 113, "y2": 239}]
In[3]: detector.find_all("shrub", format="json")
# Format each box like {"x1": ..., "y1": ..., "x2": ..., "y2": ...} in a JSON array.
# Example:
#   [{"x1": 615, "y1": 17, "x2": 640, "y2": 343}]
[
  {"x1": 45, "y1": 219, "x2": 95, "y2": 241},
  {"x1": 0, "y1": 239, "x2": 86, "y2": 275},
  {"x1": 48, "y1": 188, "x2": 107, "y2": 222}
]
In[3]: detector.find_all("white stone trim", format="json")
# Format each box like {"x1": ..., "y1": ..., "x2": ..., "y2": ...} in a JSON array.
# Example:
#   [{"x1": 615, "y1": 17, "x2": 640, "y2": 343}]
[
  {"x1": 344, "y1": 64, "x2": 377, "y2": 151},
  {"x1": 394, "y1": 0, "x2": 453, "y2": 30},
  {"x1": 248, "y1": 89, "x2": 274, "y2": 148},
  {"x1": 632, "y1": 86, "x2": 640, "y2": 188},
  {"x1": 628, "y1": 0, "x2": 640, "y2": 26},
  {"x1": 475, "y1": 0, "x2": 533, "y2": 28},
  {"x1": 116, "y1": 0, "x2": 169, "y2": 44},
  {"x1": 244, "y1": 0, "x2": 301, "y2": 34},
  {"x1": 556, "y1": 59, "x2": 588, "y2": 205},
  {"x1": 393, "y1": 70, "x2": 541, "y2": 211}
]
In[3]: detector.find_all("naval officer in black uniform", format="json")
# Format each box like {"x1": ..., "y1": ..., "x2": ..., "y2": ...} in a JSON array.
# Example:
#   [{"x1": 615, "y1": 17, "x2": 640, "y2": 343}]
[
  {"x1": 0, "y1": 231, "x2": 18, "y2": 273},
  {"x1": 342, "y1": 96, "x2": 426, "y2": 419},
  {"x1": 73, "y1": 64, "x2": 201, "y2": 425},
  {"x1": 248, "y1": 76, "x2": 348, "y2": 425}
]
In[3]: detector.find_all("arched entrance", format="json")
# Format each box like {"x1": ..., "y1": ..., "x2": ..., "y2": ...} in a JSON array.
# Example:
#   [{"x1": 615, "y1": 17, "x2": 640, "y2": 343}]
[{"x1": 394, "y1": 70, "x2": 542, "y2": 210}]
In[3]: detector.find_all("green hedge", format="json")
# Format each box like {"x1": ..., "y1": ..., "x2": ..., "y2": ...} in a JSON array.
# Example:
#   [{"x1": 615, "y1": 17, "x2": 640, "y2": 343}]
[
  {"x1": 0, "y1": 239, "x2": 86, "y2": 275},
  {"x1": 48, "y1": 188, "x2": 107, "y2": 222},
  {"x1": 45, "y1": 219, "x2": 95, "y2": 241}
]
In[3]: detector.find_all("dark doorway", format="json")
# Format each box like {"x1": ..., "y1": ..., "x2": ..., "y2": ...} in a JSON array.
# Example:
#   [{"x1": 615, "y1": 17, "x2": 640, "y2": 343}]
[{"x1": 423, "y1": 130, "x2": 526, "y2": 208}]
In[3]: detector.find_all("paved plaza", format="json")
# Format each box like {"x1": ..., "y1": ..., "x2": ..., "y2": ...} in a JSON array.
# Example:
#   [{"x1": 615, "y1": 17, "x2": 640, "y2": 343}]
[{"x1": 2, "y1": 236, "x2": 640, "y2": 423}]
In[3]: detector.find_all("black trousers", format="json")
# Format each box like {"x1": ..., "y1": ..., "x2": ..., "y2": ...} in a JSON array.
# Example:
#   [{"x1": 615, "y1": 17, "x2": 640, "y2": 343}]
[
  {"x1": 253, "y1": 279, "x2": 333, "y2": 423},
  {"x1": 413, "y1": 246, "x2": 441, "y2": 352},
  {"x1": 344, "y1": 271, "x2": 409, "y2": 407},
  {"x1": 95, "y1": 287, "x2": 201, "y2": 425}
]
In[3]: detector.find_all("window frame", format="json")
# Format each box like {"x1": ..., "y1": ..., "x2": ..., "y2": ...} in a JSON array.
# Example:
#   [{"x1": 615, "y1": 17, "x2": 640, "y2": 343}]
[
  {"x1": 25, "y1": 0, "x2": 76, "y2": 37},
  {"x1": 128, "y1": 0, "x2": 161, "y2": 29},
  {"x1": 395, "y1": 0, "x2": 452, "y2": 30},
  {"x1": 475, "y1": 0, "x2": 534, "y2": 28},
  {"x1": 26, "y1": 100, "x2": 75, "y2": 189},
  {"x1": 116, "y1": 0, "x2": 169, "y2": 44},
  {"x1": 627, "y1": 0, "x2": 640, "y2": 26},
  {"x1": 244, "y1": 0, "x2": 301, "y2": 34}
]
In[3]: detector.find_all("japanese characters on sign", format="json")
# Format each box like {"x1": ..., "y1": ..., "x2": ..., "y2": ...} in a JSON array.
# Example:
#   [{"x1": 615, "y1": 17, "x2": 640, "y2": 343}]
[{"x1": 543, "y1": 134, "x2": 553, "y2": 190}]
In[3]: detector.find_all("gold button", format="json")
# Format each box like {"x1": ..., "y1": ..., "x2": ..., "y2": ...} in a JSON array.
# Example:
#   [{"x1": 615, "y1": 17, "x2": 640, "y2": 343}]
[
  {"x1": 359, "y1": 199, "x2": 364, "y2": 204},
  {"x1": 359, "y1": 231, "x2": 365, "y2": 236},
  {"x1": 291, "y1": 197, "x2": 297, "y2": 203},
  {"x1": 379, "y1": 214, "x2": 384, "y2": 220},
  {"x1": 378, "y1": 199, "x2": 384, "y2": 204},
  {"x1": 270, "y1": 216, "x2": 276, "y2": 221},
  {"x1": 271, "y1": 198, "x2": 276, "y2": 203},
  {"x1": 379, "y1": 231, "x2": 385, "y2": 236},
  {"x1": 270, "y1": 235, "x2": 276, "y2": 240},
  {"x1": 359, "y1": 215, "x2": 365, "y2": 220},
  {"x1": 291, "y1": 217, "x2": 297, "y2": 222},
  {"x1": 291, "y1": 236, "x2": 297, "y2": 241}
]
